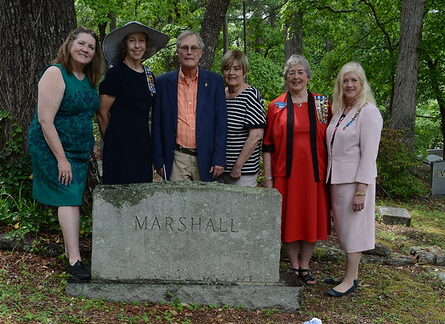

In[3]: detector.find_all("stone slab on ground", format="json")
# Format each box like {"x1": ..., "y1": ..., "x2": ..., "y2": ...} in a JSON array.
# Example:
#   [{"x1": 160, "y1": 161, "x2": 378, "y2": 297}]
[
  {"x1": 410, "y1": 246, "x2": 445, "y2": 265},
  {"x1": 384, "y1": 254, "x2": 416, "y2": 266},
  {"x1": 92, "y1": 182, "x2": 282, "y2": 283},
  {"x1": 66, "y1": 272, "x2": 302, "y2": 313},
  {"x1": 376, "y1": 206, "x2": 411, "y2": 226},
  {"x1": 364, "y1": 242, "x2": 391, "y2": 257}
]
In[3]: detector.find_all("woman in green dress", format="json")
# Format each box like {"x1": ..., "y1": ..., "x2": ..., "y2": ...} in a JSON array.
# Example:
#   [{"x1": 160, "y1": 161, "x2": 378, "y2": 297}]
[{"x1": 27, "y1": 27, "x2": 102, "y2": 280}]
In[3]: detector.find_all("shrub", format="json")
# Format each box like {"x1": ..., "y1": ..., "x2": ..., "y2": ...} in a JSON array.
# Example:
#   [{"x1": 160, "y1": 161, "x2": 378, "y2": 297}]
[
  {"x1": 0, "y1": 109, "x2": 58, "y2": 238},
  {"x1": 377, "y1": 127, "x2": 428, "y2": 199}
]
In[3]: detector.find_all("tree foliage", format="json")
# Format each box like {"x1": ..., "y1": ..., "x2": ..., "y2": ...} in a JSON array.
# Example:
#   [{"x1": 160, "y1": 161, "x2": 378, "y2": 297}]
[{"x1": 1, "y1": 0, "x2": 443, "y2": 240}]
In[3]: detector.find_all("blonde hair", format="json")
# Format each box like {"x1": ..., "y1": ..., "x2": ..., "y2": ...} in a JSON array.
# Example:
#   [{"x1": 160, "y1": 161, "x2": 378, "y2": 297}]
[
  {"x1": 220, "y1": 49, "x2": 249, "y2": 75},
  {"x1": 332, "y1": 61, "x2": 375, "y2": 114}
]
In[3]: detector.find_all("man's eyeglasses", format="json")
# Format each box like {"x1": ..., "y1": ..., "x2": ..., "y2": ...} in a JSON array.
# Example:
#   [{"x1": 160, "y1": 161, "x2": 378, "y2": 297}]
[{"x1": 179, "y1": 45, "x2": 202, "y2": 53}]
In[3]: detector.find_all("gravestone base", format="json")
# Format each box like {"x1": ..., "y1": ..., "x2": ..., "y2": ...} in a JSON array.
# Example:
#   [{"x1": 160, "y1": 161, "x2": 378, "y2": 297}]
[{"x1": 66, "y1": 272, "x2": 302, "y2": 312}]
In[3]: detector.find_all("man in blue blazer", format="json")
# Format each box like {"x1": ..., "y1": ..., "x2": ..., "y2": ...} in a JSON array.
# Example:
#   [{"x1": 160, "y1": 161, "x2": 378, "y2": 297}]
[{"x1": 152, "y1": 30, "x2": 227, "y2": 182}]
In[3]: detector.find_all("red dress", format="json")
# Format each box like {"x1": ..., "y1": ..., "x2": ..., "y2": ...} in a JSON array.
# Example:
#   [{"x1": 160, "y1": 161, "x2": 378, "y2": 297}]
[{"x1": 263, "y1": 92, "x2": 330, "y2": 242}]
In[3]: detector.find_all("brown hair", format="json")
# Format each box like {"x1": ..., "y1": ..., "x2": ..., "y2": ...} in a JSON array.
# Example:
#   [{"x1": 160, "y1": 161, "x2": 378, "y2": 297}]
[{"x1": 52, "y1": 27, "x2": 102, "y2": 87}]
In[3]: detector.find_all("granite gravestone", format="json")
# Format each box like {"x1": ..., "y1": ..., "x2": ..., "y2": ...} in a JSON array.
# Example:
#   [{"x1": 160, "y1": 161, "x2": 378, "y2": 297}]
[
  {"x1": 66, "y1": 182, "x2": 302, "y2": 312},
  {"x1": 431, "y1": 161, "x2": 445, "y2": 197}
]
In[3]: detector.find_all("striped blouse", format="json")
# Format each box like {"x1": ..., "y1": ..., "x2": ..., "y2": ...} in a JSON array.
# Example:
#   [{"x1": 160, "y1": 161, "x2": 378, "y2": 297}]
[{"x1": 225, "y1": 86, "x2": 266, "y2": 175}]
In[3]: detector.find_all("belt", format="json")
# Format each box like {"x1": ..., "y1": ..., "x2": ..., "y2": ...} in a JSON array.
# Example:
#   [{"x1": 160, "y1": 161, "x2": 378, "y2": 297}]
[{"x1": 175, "y1": 144, "x2": 197, "y2": 156}]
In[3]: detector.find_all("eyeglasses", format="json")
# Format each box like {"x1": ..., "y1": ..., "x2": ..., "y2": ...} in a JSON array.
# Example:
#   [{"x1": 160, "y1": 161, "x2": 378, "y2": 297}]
[
  {"x1": 287, "y1": 70, "x2": 307, "y2": 77},
  {"x1": 178, "y1": 45, "x2": 202, "y2": 53}
]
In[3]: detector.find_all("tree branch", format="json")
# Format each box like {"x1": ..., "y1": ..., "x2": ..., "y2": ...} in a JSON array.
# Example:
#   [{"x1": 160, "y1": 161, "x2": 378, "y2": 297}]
[
  {"x1": 314, "y1": 5, "x2": 357, "y2": 13},
  {"x1": 416, "y1": 115, "x2": 437, "y2": 119},
  {"x1": 360, "y1": 0, "x2": 394, "y2": 52}
]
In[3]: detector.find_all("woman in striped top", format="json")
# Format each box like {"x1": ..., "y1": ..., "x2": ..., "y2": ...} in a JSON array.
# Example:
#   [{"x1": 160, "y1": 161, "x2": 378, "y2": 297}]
[{"x1": 220, "y1": 50, "x2": 266, "y2": 186}]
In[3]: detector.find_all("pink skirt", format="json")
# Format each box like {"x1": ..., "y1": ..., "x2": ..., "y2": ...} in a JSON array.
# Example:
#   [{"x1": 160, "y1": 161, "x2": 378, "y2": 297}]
[{"x1": 330, "y1": 182, "x2": 376, "y2": 253}]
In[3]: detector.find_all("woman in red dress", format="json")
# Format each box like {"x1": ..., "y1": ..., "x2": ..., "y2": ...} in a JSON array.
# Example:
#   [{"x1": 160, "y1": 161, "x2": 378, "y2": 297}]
[{"x1": 263, "y1": 55, "x2": 331, "y2": 284}]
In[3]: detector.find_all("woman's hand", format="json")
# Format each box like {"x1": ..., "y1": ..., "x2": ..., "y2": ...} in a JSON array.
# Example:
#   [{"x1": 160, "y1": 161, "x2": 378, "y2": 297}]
[
  {"x1": 353, "y1": 182, "x2": 368, "y2": 212},
  {"x1": 263, "y1": 152, "x2": 273, "y2": 189},
  {"x1": 352, "y1": 194, "x2": 365, "y2": 212},
  {"x1": 264, "y1": 178, "x2": 273, "y2": 188},
  {"x1": 230, "y1": 166, "x2": 242, "y2": 179},
  {"x1": 58, "y1": 159, "x2": 72, "y2": 185}
]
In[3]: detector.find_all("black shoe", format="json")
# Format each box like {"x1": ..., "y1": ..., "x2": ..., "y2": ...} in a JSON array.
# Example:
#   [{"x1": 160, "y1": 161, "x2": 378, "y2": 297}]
[
  {"x1": 327, "y1": 280, "x2": 358, "y2": 297},
  {"x1": 298, "y1": 268, "x2": 316, "y2": 285},
  {"x1": 67, "y1": 260, "x2": 91, "y2": 280}
]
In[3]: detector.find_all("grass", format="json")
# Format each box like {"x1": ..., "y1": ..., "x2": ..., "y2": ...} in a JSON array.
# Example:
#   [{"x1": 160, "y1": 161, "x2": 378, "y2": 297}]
[
  {"x1": 0, "y1": 199, "x2": 444, "y2": 323},
  {"x1": 375, "y1": 198, "x2": 445, "y2": 255}
]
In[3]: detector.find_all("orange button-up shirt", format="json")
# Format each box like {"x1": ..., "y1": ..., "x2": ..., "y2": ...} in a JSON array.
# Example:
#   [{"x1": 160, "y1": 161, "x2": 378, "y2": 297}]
[{"x1": 177, "y1": 68, "x2": 199, "y2": 148}]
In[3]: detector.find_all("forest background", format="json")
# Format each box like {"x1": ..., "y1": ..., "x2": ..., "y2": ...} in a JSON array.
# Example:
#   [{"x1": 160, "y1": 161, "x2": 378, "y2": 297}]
[{"x1": 0, "y1": 0, "x2": 443, "y2": 238}]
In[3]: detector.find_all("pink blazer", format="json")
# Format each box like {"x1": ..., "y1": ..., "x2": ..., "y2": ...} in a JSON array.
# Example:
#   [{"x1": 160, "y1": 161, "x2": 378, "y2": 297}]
[{"x1": 326, "y1": 103, "x2": 383, "y2": 184}]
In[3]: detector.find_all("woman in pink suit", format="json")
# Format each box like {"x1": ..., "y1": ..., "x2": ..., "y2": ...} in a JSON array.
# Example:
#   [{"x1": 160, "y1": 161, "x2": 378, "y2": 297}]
[{"x1": 325, "y1": 62, "x2": 383, "y2": 296}]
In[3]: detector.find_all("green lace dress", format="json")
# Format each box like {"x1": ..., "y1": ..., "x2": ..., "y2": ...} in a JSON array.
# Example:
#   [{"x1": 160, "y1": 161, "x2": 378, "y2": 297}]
[{"x1": 28, "y1": 64, "x2": 99, "y2": 206}]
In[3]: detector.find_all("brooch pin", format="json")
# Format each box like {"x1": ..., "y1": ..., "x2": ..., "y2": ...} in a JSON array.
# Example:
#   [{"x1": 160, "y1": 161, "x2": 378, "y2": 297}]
[
  {"x1": 275, "y1": 101, "x2": 287, "y2": 110},
  {"x1": 143, "y1": 66, "x2": 156, "y2": 94}
]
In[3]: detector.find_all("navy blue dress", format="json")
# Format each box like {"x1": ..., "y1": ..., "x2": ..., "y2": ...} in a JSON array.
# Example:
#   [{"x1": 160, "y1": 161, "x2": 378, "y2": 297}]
[{"x1": 99, "y1": 62, "x2": 153, "y2": 184}]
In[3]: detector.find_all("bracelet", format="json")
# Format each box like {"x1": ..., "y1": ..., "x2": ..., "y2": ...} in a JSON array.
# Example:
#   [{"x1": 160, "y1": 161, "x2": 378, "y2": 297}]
[
  {"x1": 265, "y1": 176, "x2": 273, "y2": 180},
  {"x1": 355, "y1": 191, "x2": 366, "y2": 196}
]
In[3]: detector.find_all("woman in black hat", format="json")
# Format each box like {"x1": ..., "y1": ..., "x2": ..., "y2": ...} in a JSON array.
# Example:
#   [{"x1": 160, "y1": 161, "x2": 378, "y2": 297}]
[{"x1": 97, "y1": 22, "x2": 169, "y2": 184}]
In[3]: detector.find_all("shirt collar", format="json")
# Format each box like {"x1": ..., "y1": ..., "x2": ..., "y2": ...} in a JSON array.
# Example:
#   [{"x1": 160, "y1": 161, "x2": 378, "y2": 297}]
[{"x1": 179, "y1": 67, "x2": 199, "y2": 82}]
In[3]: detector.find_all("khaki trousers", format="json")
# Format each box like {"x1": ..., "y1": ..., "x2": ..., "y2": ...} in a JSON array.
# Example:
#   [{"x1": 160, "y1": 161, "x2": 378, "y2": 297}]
[{"x1": 170, "y1": 150, "x2": 202, "y2": 181}]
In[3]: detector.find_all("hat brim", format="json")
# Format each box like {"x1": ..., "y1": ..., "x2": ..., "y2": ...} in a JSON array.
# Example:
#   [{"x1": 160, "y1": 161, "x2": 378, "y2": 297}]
[{"x1": 102, "y1": 21, "x2": 170, "y2": 64}]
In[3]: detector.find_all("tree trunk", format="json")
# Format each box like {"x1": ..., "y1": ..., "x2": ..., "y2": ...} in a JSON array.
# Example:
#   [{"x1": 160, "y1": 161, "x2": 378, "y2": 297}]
[
  {"x1": 284, "y1": 9, "x2": 303, "y2": 61},
  {"x1": 391, "y1": 0, "x2": 425, "y2": 146},
  {"x1": 199, "y1": 0, "x2": 231, "y2": 70},
  {"x1": 108, "y1": 12, "x2": 116, "y2": 31},
  {"x1": 223, "y1": 13, "x2": 228, "y2": 54},
  {"x1": 242, "y1": 0, "x2": 247, "y2": 54},
  {"x1": 426, "y1": 57, "x2": 445, "y2": 153},
  {"x1": 0, "y1": 0, "x2": 76, "y2": 147},
  {"x1": 98, "y1": 22, "x2": 107, "y2": 44}
]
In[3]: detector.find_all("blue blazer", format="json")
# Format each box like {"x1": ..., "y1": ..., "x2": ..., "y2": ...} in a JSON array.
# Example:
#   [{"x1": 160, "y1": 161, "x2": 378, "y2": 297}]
[{"x1": 152, "y1": 68, "x2": 227, "y2": 181}]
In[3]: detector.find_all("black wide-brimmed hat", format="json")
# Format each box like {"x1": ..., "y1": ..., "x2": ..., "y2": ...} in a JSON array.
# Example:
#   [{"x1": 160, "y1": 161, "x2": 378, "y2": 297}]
[{"x1": 102, "y1": 21, "x2": 169, "y2": 63}]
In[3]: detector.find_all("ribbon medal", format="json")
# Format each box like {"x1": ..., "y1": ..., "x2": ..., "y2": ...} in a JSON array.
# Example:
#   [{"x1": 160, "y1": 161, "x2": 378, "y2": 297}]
[
  {"x1": 275, "y1": 101, "x2": 287, "y2": 110},
  {"x1": 315, "y1": 95, "x2": 329, "y2": 124}
]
